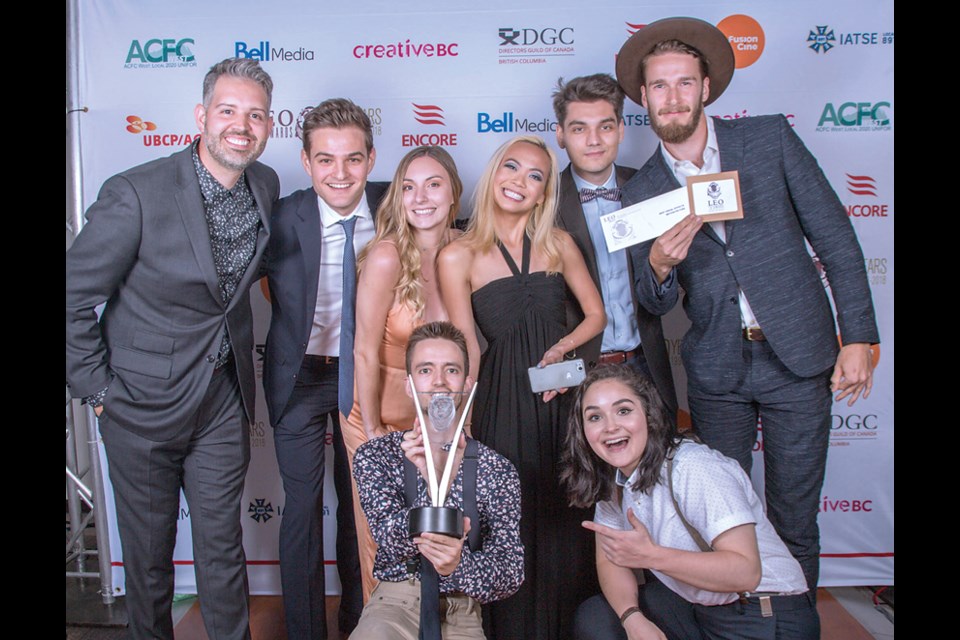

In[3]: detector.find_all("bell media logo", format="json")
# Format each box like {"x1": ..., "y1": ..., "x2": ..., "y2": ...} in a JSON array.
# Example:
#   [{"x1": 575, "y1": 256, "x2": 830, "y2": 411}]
[
  {"x1": 816, "y1": 101, "x2": 891, "y2": 132},
  {"x1": 806, "y1": 25, "x2": 893, "y2": 53},
  {"x1": 235, "y1": 40, "x2": 315, "y2": 62},
  {"x1": 477, "y1": 111, "x2": 556, "y2": 134},
  {"x1": 248, "y1": 499, "x2": 274, "y2": 523},
  {"x1": 498, "y1": 26, "x2": 575, "y2": 65},
  {"x1": 123, "y1": 115, "x2": 199, "y2": 148},
  {"x1": 402, "y1": 103, "x2": 458, "y2": 147},
  {"x1": 125, "y1": 38, "x2": 197, "y2": 69}
]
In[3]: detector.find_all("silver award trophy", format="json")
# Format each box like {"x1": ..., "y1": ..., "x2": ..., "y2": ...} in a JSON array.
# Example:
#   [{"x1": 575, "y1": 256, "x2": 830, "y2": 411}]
[{"x1": 407, "y1": 377, "x2": 477, "y2": 538}]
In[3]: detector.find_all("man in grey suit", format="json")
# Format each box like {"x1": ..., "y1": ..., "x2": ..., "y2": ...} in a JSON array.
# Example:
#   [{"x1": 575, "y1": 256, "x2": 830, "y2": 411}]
[
  {"x1": 262, "y1": 98, "x2": 387, "y2": 639},
  {"x1": 66, "y1": 58, "x2": 279, "y2": 639},
  {"x1": 552, "y1": 74, "x2": 678, "y2": 419},
  {"x1": 616, "y1": 18, "x2": 879, "y2": 591}
]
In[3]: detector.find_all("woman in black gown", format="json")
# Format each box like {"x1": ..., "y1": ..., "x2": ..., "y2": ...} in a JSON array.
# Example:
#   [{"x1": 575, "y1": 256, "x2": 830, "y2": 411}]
[{"x1": 439, "y1": 135, "x2": 606, "y2": 639}]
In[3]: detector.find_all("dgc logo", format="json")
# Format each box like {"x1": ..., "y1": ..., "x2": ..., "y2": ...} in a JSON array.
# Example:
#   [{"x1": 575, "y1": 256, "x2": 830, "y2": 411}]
[
  {"x1": 125, "y1": 38, "x2": 196, "y2": 67},
  {"x1": 498, "y1": 27, "x2": 574, "y2": 46}
]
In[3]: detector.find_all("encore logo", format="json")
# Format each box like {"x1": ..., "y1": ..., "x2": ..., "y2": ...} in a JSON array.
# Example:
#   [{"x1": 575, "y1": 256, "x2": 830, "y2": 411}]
[
  {"x1": 402, "y1": 103, "x2": 458, "y2": 147},
  {"x1": 843, "y1": 172, "x2": 890, "y2": 219}
]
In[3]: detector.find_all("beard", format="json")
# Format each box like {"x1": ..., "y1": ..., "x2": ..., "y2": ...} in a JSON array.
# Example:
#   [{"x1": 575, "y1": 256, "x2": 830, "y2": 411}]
[
  {"x1": 202, "y1": 128, "x2": 266, "y2": 173},
  {"x1": 649, "y1": 100, "x2": 704, "y2": 145}
]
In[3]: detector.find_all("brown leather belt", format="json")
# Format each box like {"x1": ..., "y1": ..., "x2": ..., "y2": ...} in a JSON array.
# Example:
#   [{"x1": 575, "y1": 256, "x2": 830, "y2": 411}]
[
  {"x1": 743, "y1": 327, "x2": 766, "y2": 341},
  {"x1": 598, "y1": 349, "x2": 638, "y2": 365}
]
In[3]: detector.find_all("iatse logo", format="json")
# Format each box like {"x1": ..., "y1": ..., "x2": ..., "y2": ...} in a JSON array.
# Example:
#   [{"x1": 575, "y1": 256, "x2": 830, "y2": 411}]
[
  {"x1": 807, "y1": 25, "x2": 893, "y2": 54},
  {"x1": 498, "y1": 26, "x2": 574, "y2": 65},
  {"x1": 248, "y1": 499, "x2": 274, "y2": 523}
]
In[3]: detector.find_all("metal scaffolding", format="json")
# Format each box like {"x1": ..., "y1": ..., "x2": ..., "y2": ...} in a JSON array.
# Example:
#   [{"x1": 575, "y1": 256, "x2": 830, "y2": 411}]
[{"x1": 66, "y1": 0, "x2": 115, "y2": 604}]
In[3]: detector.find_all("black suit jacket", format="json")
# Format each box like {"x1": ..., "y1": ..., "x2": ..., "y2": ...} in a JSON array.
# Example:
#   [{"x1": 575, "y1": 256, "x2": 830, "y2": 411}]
[
  {"x1": 626, "y1": 115, "x2": 879, "y2": 394},
  {"x1": 557, "y1": 165, "x2": 678, "y2": 416},
  {"x1": 262, "y1": 182, "x2": 389, "y2": 425},
  {"x1": 66, "y1": 144, "x2": 280, "y2": 440}
]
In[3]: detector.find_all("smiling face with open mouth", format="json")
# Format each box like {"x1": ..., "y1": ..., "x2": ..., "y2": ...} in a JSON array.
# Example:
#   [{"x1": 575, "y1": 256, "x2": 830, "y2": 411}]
[
  {"x1": 195, "y1": 75, "x2": 272, "y2": 182},
  {"x1": 401, "y1": 155, "x2": 455, "y2": 232},
  {"x1": 301, "y1": 125, "x2": 376, "y2": 216},
  {"x1": 491, "y1": 141, "x2": 549, "y2": 216},
  {"x1": 582, "y1": 378, "x2": 650, "y2": 477}
]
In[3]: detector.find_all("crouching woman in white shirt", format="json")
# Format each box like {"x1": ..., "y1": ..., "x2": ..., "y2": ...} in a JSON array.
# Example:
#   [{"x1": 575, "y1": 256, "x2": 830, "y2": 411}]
[{"x1": 560, "y1": 365, "x2": 819, "y2": 640}]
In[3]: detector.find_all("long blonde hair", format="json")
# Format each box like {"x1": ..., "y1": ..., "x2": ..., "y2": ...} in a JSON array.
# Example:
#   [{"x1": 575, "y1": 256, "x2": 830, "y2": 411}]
[
  {"x1": 464, "y1": 135, "x2": 561, "y2": 273},
  {"x1": 358, "y1": 146, "x2": 463, "y2": 319}
]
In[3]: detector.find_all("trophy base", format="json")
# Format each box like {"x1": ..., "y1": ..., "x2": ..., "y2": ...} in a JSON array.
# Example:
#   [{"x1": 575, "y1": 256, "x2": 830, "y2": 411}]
[{"x1": 409, "y1": 506, "x2": 464, "y2": 538}]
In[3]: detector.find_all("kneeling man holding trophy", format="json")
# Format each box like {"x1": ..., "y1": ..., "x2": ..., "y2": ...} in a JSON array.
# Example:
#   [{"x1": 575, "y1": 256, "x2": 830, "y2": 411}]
[{"x1": 352, "y1": 321, "x2": 524, "y2": 640}]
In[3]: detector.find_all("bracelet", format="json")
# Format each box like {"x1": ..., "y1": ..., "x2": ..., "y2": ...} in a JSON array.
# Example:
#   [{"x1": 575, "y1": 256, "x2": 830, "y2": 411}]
[{"x1": 619, "y1": 606, "x2": 641, "y2": 626}]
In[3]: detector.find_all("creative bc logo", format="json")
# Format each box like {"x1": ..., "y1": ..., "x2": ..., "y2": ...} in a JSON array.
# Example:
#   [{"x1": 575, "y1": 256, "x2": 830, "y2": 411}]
[
  {"x1": 498, "y1": 26, "x2": 574, "y2": 65},
  {"x1": 807, "y1": 26, "x2": 836, "y2": 53},
  {"x1": 806, "y1": 25, "x2": 893, "y2": 53},
  {"x1": 402, "y1": 103, "x2": 458, "y2": 147},
  {"x1": 717, "y1": 15, "x2": 765, "y2": 69},
  {"x1": 353, "y1": 39, "x2": 458, "y2": 59},
  {"x1": 235, "y1": 40, "x2": 315, "y2": 62},
  {"x1": 124, "y1": 116, "x2": 199, "y2": 148},
  {"x1": 125, "y1": 38, "x2": 196, "y2": 69},
  {"x1": 248, "y1": 499, "x2": 274, "y2": 523},
  {"x1": 817, "y1": 101, "x2": 892, "y2": 132}
]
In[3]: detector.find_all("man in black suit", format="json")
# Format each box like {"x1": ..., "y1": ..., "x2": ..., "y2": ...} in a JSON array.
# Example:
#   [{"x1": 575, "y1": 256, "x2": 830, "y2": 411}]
[
  {"x1": 553, "y1": 74, "x2": 678, "y2": 418},
  {"x1": 262, "y1": 98, "x2": 387, "y2": 639},
  {"x1": 66, "y1": 58, "x2": 279, "y2": 640},
  {"x1": 617, "y1": 18, "x2": 879, "y2": 590}
]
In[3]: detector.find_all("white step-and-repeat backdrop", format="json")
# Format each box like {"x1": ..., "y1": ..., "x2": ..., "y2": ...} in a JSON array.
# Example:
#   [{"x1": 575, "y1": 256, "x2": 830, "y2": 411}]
[{"x1": 76, "y1": 0, "x2": 893, "y2": 594}]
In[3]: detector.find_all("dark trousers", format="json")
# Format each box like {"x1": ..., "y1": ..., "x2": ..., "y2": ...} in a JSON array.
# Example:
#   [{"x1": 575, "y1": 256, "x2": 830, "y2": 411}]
[
  {"x1": 100, "y1": 363, "x2": 251, "y2": 640},
  {"x1": 574, "y1": 576, "x2": 819, "y2": 640},
  {"x1": 688, "y1": 339, "x2": 832, "y2": 591},
  {"x1": 273, "y1": 356, "x2": 363, "y2": 639}
]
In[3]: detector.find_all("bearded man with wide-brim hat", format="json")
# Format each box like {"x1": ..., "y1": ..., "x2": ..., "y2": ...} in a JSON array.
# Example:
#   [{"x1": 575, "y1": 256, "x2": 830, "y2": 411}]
[{"x1": 616, "y1": 12, "x2": 878, "y2": 621}]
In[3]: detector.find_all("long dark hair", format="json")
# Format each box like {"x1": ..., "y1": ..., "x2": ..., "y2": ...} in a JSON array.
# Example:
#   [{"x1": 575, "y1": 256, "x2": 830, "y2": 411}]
[{"x1": 561, "y1": 364, "x2": 680, "y2": 508}]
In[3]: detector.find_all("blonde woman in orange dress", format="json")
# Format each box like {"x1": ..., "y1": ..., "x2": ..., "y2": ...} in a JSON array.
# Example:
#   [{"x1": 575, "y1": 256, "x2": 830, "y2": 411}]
[{"x1": 341, "y1": 145, "x2": 463, "y2": 601}]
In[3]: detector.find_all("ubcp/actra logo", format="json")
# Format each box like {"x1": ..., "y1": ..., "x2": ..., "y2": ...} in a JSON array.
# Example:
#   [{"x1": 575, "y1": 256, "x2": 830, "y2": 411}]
[{"x1": 124, "y1": 116, "x2": 199, "y2": 148}]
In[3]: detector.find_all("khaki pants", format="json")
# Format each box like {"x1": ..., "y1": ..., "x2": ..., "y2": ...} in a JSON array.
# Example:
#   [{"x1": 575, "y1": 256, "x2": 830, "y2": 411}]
[{"x1": 350, "y1": 580, "x2": 485, "y2": 640}]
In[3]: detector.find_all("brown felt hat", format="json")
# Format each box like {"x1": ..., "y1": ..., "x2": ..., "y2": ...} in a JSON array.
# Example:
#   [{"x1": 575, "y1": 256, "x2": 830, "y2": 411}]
[{"x1": 615, "y1": 17, "x2": 735, "y2": 107}]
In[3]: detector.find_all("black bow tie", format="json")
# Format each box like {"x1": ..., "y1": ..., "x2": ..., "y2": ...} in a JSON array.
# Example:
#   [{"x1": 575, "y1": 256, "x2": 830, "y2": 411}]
[{"x1": 579, "y1": 186, "x2": 622, "y2": 203}]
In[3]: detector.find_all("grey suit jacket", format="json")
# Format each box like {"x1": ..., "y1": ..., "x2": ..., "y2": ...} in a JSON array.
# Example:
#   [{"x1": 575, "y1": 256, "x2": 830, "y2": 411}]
[
  {"x1": 557, "y1": 165, "x2": 678, "y2": 416},
  {"x1": 66, "y1": 144, "x2": 280, "y2": 440},
  {"x1": 626, "y1": 115, "x2": 879, "y2": 394},
  {"x1": 262, "y1": 182, "x2": 389, "y2": 425}
]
